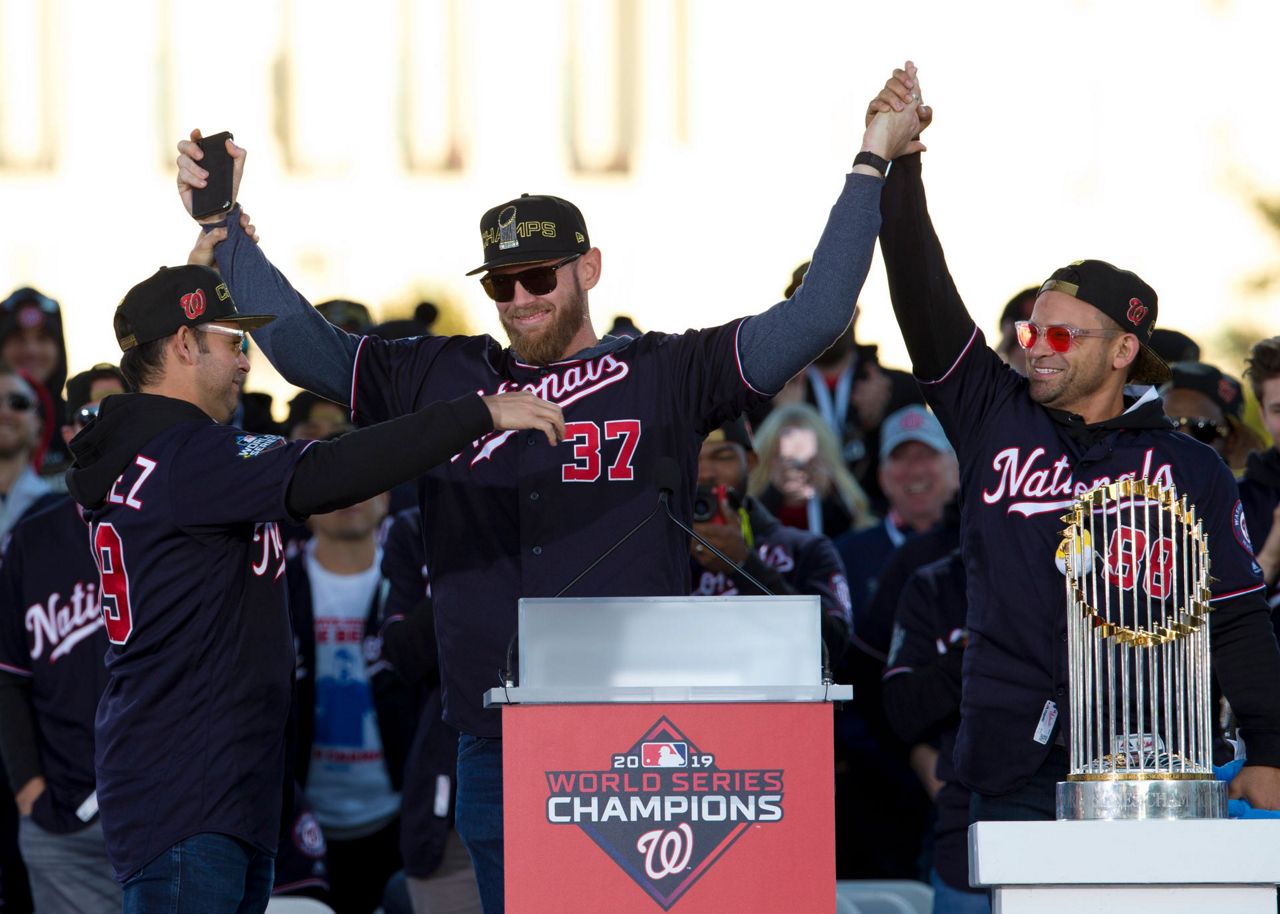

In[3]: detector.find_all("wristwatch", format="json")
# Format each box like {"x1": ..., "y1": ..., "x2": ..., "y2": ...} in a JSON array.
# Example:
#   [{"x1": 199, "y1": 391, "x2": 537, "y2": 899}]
[{"x1": 853, "y1": 151, "x2": 889, "y2": 176}]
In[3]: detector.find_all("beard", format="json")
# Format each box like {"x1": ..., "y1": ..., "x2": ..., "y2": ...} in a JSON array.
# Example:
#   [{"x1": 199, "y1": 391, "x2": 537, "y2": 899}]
[{"x1": 500, "y1": 281, "x2": 589, "y2": 366}]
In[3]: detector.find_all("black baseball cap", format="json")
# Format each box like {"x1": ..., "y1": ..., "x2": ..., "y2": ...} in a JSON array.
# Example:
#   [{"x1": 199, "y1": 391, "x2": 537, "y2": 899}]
[
  {"x1": 1038, "y1": 259, "x2": 1169, "y2": 384},
  {"x1": 65, "y1": 363, "x2": 125, "y2": 414},
  {"x1": 705, "y1": 416, "x2": 755, "y2": 452},
  {"x1": 1167, "y1": 361, "x2": 1245, "y2": 422},
  {"x1": 466, "y1": 194, "x2": 590, "y2": 275},
  {"x1": 115, "y1": 265, "x2": 275, "y2": 352}
]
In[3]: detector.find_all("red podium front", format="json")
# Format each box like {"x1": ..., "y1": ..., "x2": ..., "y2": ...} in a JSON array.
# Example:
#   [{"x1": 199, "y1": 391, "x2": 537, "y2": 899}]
[{"x1": 503, "y1": 702, "x2": 835, "y2": 912}]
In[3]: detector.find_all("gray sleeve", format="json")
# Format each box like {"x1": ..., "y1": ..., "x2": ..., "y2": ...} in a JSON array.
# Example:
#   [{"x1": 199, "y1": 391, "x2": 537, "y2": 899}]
[
  {"x1": 736, "y1": 172, "x2": 883, "y2": 393},
  {"x1": 209, "y1": 206, "x2": 360, "y2": 404}
]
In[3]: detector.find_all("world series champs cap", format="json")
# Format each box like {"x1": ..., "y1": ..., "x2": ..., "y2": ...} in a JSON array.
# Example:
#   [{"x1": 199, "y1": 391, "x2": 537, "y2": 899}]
[
  {"x1": 1038, "y1": 259, "x2": 1170, "y2": 384},
  {"x1": 466, "y1": 193, "x2": 591, "y2": 275},
  {"x1": 115, "y1": 265, "x2": 276, "y2": 352}
]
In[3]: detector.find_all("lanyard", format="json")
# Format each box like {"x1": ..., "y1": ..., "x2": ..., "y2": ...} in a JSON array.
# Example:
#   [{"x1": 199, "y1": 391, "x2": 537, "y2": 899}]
[{"x1": 806, "y1": 363, "x2": 855, "y2": 436}]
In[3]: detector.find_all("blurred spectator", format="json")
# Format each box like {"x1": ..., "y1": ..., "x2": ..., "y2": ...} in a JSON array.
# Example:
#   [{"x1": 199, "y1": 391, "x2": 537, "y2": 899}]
[
  {"x1": 993, "y1": 287, "x2": 1037, "y2": 371},
  {"x1": 239, "y1": 391, "x2": 282, "y2": 436},
  {"x1": 0, "y1": 367, "x2": 122, "y2": 912},
  {"x1": 836, "y1": 405, "x2": 958, "y2": 631},
  {"x1": 380, "y1": 508, "x2": 482, "y2": 914},
  {"x1": 691, "y1": 417, "x2": 852, "y2": 656},
  {"x1": 1241, "y1": 336, "x2": 1280, "y2": 619},
  {"x1": 1149, "y1": 327, "x2": 1201, "y2": 365},
  {"x1": 0, "y1": 288, "x2": 69, "y2": 480},
  {"x1": 606, "y1": 315, "x2": 642, "y2": 339},
  {"x1": 882, "y1": 552, "x2": 987, "y2": 914},
  {"x1": 759, "y1": 262, "x2": 923, "y2": 512},
  {"x1": 288, "y1": 488, "x2": 404, "y2": 914},
  {"x1": 413, "y1": 301, "x2": 440, "y2": 333},
  {"x1": 316, "y1": 299, "x2": 374, "y2": 334},
  {"x1": 288, "y1": 391, "x2": 353, "y2": 442},
  {"x1": 0, "y1": 371, "x2": 59, "y2": 540},
  {"x1": 748, "y1": 402, "x2": 874, "y2": 540},
  {"x1": 271, "y1": 783, "x2": 332, "y2": 903},
  {"x1": 1160, "y1": 361, "x2": 1241, "y2": 462}
]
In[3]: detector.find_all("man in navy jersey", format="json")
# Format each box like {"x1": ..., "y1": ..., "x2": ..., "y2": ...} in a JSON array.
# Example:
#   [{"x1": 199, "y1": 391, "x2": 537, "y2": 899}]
[
  {"x1": 174, "y1": 84, "x2": 927, "y2": 911},
  {"x1": 0, "y1": 365, "x2": 125, "y2": 912},
  {"x1": 868, "y1": 64, "x2": 1280, "y2": 819},
  {"x1": 65, "y1": 264, "x2": 561, "y2": 913}
]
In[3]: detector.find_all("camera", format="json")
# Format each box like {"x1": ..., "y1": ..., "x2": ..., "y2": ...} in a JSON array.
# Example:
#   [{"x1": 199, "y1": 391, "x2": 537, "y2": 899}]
[{"x1": 692, "y1": 484, "x2": 738, "y2": 523}]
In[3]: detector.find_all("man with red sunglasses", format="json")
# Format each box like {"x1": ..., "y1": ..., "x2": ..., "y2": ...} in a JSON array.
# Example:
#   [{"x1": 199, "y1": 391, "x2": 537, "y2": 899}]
[
  {"x1": 173, "y1": 71, "x2": 927, "y2": 911},
  {"x1": 867, "y1": 64, "x2": 1280, "y2": 828}
]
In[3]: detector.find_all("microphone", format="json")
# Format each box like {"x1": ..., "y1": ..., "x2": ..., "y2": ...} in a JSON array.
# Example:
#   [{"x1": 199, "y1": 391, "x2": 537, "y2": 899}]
[{"x1": 653, "y1": 456, "x2": 776, "y2": 597}]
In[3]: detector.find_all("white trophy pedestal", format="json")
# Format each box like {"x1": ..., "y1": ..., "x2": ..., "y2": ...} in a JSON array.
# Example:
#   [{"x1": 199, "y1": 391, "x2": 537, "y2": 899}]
[{"x1": 969, "y1": 819, "x2": 1280, "y2": 913}]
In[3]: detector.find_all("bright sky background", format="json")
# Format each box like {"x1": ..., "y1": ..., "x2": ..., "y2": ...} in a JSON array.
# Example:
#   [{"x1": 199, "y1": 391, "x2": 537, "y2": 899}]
[{"x1": 1, "y1": 0, "x2": 1278, "y2": 412}]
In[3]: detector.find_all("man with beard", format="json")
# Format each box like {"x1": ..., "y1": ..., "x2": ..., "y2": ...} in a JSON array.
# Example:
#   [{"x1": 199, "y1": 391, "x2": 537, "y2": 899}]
[
  {"x1": 867, "y1": 63, "x2": 1280, "y2": 823},
  {"x1": 1240, "y1": 336, "x2": 1280, "y2": 625},
  {"x1": 172, "y1": 77, "x2": 926, "y2": 912}
]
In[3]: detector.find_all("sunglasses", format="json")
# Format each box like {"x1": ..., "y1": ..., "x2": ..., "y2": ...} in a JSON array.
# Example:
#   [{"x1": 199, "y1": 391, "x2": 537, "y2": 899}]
[
  {"x1": 479, "y1": 254, "x2": 582, "y2": 303},
  {"x1": 1015, "y1": 320, "x2": 1119, "y2": 353},
  {"x1": 196, "y1": 323, "x2": 250, "y2": 354},
  {"x1": 1170, "y1": 416, "x2": 1228, "y2": 444},
  {"x1": 0, "y1": 392, "x2": 34, "y2": 412}
]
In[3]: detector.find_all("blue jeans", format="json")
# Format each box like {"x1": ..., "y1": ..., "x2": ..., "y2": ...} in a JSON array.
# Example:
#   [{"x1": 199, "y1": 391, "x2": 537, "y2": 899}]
[
  {"x1": 931, "y1": 868, "x2": 990, "y2": 914},
  {"x1": 122, "y1": 833, "x2": 274, "y2": 914},
  {"x1": 454, "y1": 735, "x2": 505, "y2": 914}
]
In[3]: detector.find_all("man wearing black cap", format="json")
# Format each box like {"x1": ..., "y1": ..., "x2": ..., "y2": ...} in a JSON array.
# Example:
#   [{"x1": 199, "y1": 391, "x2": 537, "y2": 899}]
[
  {"x1": 172, "y1": 79, "x2": 926, "y2": 911},
  {"x1": 64, "y1": 265, "x2": 561, "y2": 912},
  {"x1": 868, "y1": 65, "x2": 1280, "y2": 822},
  {"x1": 0, "y1": 364, "x2": 125, "y2": 913}
]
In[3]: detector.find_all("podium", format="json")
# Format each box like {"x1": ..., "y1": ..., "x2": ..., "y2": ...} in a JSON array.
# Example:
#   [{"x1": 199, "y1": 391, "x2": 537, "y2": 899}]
[
  {"x1": 485, "y1": 595, "x2": 850, "y2": 913},
  {"x1": 969, "y1": 820, "x2": 1280, "y2": 912}
]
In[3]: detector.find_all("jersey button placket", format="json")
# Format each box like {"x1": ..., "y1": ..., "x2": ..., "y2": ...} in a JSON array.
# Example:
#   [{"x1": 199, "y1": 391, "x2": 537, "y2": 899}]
[{"x1": 532, "y1": 546, "x2": 543, "y2": 556}]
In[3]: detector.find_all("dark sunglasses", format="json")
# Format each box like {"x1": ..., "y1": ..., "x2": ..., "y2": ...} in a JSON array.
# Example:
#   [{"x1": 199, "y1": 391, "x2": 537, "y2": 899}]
[
  {"x1": 479, "y1": 254, "x2": 582, "y2": 303},
  {"x1": 1170, "y1": 416, "x2": 1228, "y2": 444},
  {"x1": 1015, "y1": 320, "x2": 1119, "y2": 353},
  {"x1": 0, "y1": 392, "x2": 34, "y2": 412}
]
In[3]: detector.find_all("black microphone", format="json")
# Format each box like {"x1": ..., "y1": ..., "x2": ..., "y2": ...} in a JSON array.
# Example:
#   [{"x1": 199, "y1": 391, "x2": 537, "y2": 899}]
[
  {"x1": 653, "y1": 456, "x2": 776, "y2": 596},
  {"x1": 656, "y1": 457, "x2": 832, "y2": 684}
]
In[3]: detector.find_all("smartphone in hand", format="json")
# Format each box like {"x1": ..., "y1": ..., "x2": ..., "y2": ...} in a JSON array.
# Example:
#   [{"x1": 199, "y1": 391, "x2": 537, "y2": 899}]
[{"x1": 191, "y1": 131, "x2": 235, "y2": 219}]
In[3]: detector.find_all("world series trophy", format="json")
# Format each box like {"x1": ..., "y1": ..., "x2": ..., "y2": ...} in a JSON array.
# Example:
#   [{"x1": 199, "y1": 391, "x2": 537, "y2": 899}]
[{"x1": 1055, "y1": 478, "x2": 1228, "y2": 820}]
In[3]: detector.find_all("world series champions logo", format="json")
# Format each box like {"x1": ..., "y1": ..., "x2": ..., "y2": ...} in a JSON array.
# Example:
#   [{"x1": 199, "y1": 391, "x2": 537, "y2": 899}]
[{"x1": 543, "y1": 717, "x2": 785, "y2": 910}]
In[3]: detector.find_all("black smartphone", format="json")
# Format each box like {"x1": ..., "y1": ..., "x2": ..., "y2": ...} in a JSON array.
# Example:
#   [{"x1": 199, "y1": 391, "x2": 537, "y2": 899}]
[{"x1": 190, "y1": 131, "x2": 235, "y2": 219}]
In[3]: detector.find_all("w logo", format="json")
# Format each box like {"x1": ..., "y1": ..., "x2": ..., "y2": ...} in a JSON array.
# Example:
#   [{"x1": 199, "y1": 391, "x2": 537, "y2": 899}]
[
  {"x1": 1125, "y1": 297, "x2": 1148, "y2": 327},
  {"x1": 181, "y1": 289, "x2": 206, "y2": 319},
  {"x1": 637, "y1": 824, "x2": 693, "y2": 880}
]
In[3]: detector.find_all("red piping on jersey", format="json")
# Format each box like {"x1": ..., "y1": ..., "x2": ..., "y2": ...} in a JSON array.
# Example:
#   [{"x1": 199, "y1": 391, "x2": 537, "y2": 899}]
[
  {"x1": 1210, "y1": 582, "x2": 1266, "y2": 602},
  {"x1": 349, "y1": 336, "x2": 369, "y2": 423},
  {"x1": 733, "y1": 319, "x2": 768, "y2": 395},
  {"x1": 0, "y1": 660, "x2": 32, "y2": 677},
  {"x1": 919, "y1": 324, "x2": 980, "y2": 386},
  {"x1": 271, "y1": 879, "x2": 330, "y2": 895},
  {"x1": 881, "y1": 665, "x2": 913, "y2": 680}
]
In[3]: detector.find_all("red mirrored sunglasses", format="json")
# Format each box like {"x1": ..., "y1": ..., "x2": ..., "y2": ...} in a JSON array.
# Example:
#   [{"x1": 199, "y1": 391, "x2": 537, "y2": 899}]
[{"x1": 1015, "y1": 320, "x2": 1119, "y2": 353}]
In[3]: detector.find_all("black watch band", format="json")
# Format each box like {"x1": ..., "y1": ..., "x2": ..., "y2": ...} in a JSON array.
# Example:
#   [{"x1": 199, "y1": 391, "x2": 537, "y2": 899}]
[{"x1": 853, "y1": 151, "x2": 889, "y2": 176}]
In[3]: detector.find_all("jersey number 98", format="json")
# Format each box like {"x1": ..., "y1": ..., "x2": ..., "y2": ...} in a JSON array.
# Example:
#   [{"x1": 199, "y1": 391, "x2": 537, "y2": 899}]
[{"x1": 93, "y1": 523, "x2": 134, "y2": 645}]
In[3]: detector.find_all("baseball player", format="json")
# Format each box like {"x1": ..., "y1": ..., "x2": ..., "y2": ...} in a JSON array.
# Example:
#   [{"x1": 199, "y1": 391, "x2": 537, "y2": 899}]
[
  {"x1": 64, "y1": 264, "x2": 561, "y2": 912},
  {"x1": 868, "y1": 64, "x2": 1280, "y2": 818},
  {"x1": 174, "y1": 88, "x2": 926, "y2": 911},
  {"x1": 0, "y1": 366, "x2": 125, "y2": 912}
]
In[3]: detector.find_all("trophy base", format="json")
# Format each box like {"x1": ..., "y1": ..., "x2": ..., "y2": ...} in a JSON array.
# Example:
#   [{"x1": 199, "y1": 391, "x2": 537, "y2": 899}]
[{"x1": 1056, "y1": 778, "x2": 1227, "y2": 820}]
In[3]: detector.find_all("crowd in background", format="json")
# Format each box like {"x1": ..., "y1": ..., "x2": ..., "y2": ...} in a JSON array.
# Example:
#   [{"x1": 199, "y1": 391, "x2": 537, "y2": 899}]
[{"x1": 0, "y1": 268, "x2": 1276, "y2": 913}]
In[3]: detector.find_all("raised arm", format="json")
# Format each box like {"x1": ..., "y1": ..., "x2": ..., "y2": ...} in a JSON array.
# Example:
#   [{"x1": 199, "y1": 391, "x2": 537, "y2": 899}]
[
  {"x1": 871, "y1": 67, "x2": 979, "y2": 381},
  {"x1": 176, "y1": 129, "x2": 359, "y2": 404},
  {"x1": 737, "y1": 62, "x2": 928, "y2": 394}
]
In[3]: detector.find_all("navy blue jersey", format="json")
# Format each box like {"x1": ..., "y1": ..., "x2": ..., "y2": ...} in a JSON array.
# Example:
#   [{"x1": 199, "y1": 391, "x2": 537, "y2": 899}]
[
  {"x1": 81, "y1": 414, "x2": 308, "y2": 880},
  {"x1": 923, "y1": 333, "x2": 1265, "y2": 794},
  {"x1": 689, "y1": 501, "x2": 852, "y2": 643},
  {"x1": 351, "y1": 324, "x2": 765, "y2": 736},
  {"x1": 0, "y1": 497, "x2": 108, "y2": 833},
  {"x1": 881, "y1": 553, "x2": 972, "y2": 892},
  {"x1": 1239, "y1": 448, "x2": 1280, "y2": 622}
]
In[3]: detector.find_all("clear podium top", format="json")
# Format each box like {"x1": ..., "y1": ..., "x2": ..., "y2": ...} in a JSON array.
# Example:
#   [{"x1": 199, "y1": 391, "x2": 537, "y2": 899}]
[{"x1": 516, "y1": 595, "x2": 823, "y2": 689}]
